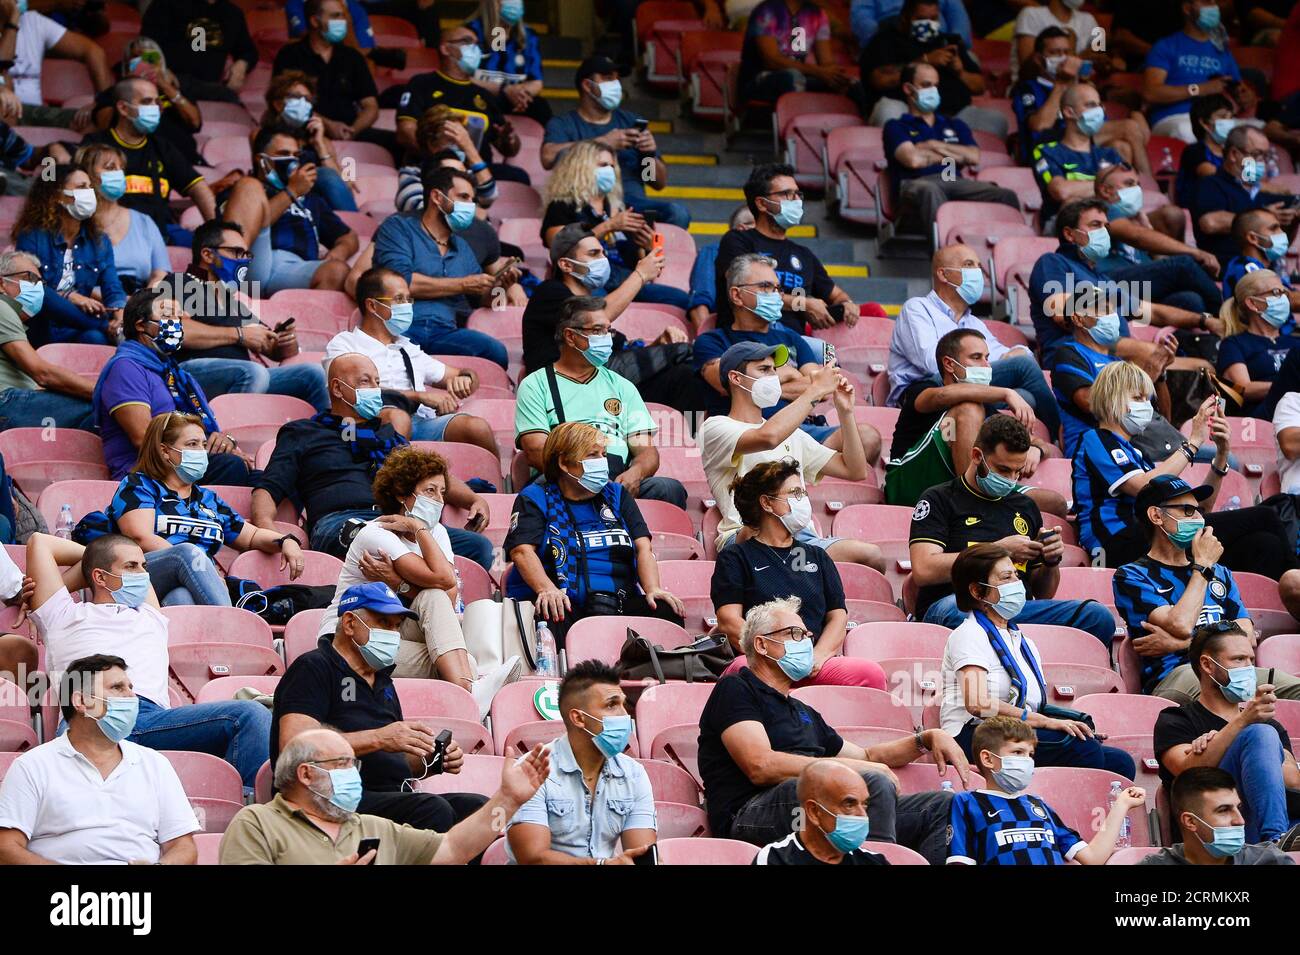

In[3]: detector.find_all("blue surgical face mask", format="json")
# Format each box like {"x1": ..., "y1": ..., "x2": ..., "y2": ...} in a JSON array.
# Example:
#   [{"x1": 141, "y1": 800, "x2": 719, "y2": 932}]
[
  {"x1": 577, "y1": 456, "x2": 610, "y2": 493},
  {"x1": 1209, "y1": 657, "x2": 1257, "y2": 704},
  {"x1": 380, "y1": 300, "x2": 414, "y2": 336},
  {"x1": 458, "y1": 43, "x2": 483, "y2": 73},
  {"x1": 980, "y1": 578, "x2": 1027, "y2": 620},
  {"x1": 1258, "y1": 231, "x2": 1289, "y2": 262},
  {"x1": 770, "y1": 197, "x2": 803, "y2": 229},
  {"x1": 15, "y1": 279, "x2": 44, "y2": 316},
  {"x1": 1077, "y1": 225, "x2": 1111, "y2": 261},
  {"x1": 914, "y1": 86, "x2": 941, "y2": 113},
  {"x1": 945, "y1": 266, "x2": 984, "y2": 305},
  {"x1": 566, "y1": 255, "x2": 611, "y2": 291},
  {"x1": 322, "y1": 18, "x2": 348, "y2": 44},
  {"x1": 98, "y1": 169, "x2": 126, "y2": 201},
  {"x1": 89, "y1": 694, "x2": 139, "y2": 743},
  {"x1": 16, "y1": 0, "x2": 26, "y2": 14},
  {"x1": 1108, "y1": 185, "x2": 1144, "y2": 220},
  {"x1": 990, "y1": 753, "x2": 1034, "y2": 794},
  {"x1": 500, "y1": 0, "x2": 524, "y2": 23},
  {"x1": 312, "y1": 764, "x2": 363, "y2": 812},
  {"x1": 169, "y1": 446, "x2": 209, "y2": 483},
  {"x1": 1190, "y1": 812, "x2": 1245, "y2": 858},
  {"x1": 444, "y1": 199, "x2": 477, "y2": 232},
  {"x1": 1122, "y1": 399, "x2": 1154, "y2": 435},
  {"x1": 132, "y1": 103, "x2": 161, "y2": 134},
  {"x1": 1087, "y1": 311, "x2": 1122, "y2": 347},
  {"x1": 282, "y1": 96, "x2": 313, "y2": 126},
  {"x1": 1076, "y1": 105, "x2": 1106, "y2": 137},
  {"x1": 750, "y1": 289, "x2": 785, "y2": 324},
  {"x1": 813, "y1": 802, "x2": 870, "y2": 853},
  {"x1": 1240, "y1": 156, "x2": 1261, "y2": 185},
  {"x1": 594, "y1": 165, "x2": 617, "y2": 194},
  {"x1": 1196, "y1": 4, "x2": 1221, "y2": 30},
  {"x1": 1211, "y1": 118, "x2": 1235, "y2": 144},
  {"x1": 771, "y1": 636, "x2": 814, "y2": 682},
  {"x1": 350, "y1": 613, "x2": 402, "y2": 669},
  {"x1": 581, "y1": 710, "x2": 633, "y2": 758},
  {"x1": 1260, "y1": 294, "x2": 1290, "y2": 328},
  {"x1": 580, "y1": 332, "x2": 614, "y2": 367},
  {"x1": 594, "y1": 80, "x2": 623, "y2": 110},
  {"x1": 104, "y1": 570, "x2": 151, "y2": 608},
  {"x1": 975, "y1": 457, "x2": 1018, "y2": 498}
]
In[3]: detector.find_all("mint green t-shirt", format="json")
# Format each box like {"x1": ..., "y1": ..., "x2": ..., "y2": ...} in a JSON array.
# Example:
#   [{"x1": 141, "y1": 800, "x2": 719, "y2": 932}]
[
  {"x1": 0, "y1": 295, "x2": 36, "y2": 393},
  {"x1": 514, "y1": 365, "x2": 655, "y2": 460}
]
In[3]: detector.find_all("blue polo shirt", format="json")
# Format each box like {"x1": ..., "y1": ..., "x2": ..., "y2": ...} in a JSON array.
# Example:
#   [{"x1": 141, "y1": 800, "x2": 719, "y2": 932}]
[
  {"x1": 1032, "y1": 139, "x2": 1124, "y2": 221},
  {"x1": 1222, "y1": 253, "x2": 1294, "y2": 299},
  {"x1": 1145, "y1": 31, "x2": 1240, "y2": 126},
  {"x1": 1192, "y1": 168, "x2": 1288, "y2": 267},
  {"x1": 1010, "y1": 76, "x2": 1060, "y2": 165},
  {"x1": 692, "y1": 324, "x2": 819, "y2": 418},
  {"x1": 1028, "y1": 242, "x2": 1132, "y2": 362},
  {"x1": 882, "y1": 112, "x2": 975, "y2": 198},
  {"x1": 1175, "y1": 140, "x2": 1222, "y2": 209},
  {"x1": 543, "y1": 107, "x2": 660, "y2": 197},
  {"x1": 371, "y1": 212, "x2": 479, "y2": 334}
]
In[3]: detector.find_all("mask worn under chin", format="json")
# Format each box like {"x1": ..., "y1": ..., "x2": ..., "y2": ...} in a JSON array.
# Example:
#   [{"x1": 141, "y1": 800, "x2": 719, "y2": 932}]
[
  {"x1": 991, "y1": 754, "x2": 1034, "y2": 793},
  {"x1": 153, "y1": 316, "x2": 184, "y2": 354}
]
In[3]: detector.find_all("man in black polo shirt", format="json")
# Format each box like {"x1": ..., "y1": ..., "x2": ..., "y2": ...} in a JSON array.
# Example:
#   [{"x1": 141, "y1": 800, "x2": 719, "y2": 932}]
[
  {"x1": 82, "y1": 77, "x2": 216, "y2": 247},
  {"x1": 271, "y1": 582, "x2": 487, "y2": 831},
  {"x1": 272, "y1": 0, "x2": 384, "y2": 148},
  {"x1": 394, "y1": 23, "x2": 524, "y2": 182},
  {"x1": 698, "y1": 597, "x2": 964, "y2": 863},
  {"x1": 250, "y1": 352, "x2": 496, "y2": 568},
  {"x1": 713, "y1": 163, "x2": 856, "y2": 334},
  {"x1": 753, "y1": 761, "x2": 889, "y2": 865},
  {"x1": 162, "y1": 220, "x2": 329, "y2": 411},
  {"x1": 1192, "y1": 124, "x2": 1299, "y2": 269},
  {"x1": 141, "y1": 0, "x2": 258, "y2": 104},
  {"x1": 908, "y1": 414, "x2": 1117, "y2": 646}
]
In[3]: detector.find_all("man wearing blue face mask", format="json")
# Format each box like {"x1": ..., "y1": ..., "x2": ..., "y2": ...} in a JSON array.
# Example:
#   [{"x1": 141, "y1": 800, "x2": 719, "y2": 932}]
[
  {"x1": 1141, "y1": 767, "x2": 1296, "y2": 864},
  {"x1": 0, "y1": 653, "x2": 201, "y2": 865},
  {"x1": 1143, "y1": 0, "x2": 1241, "y2": 143},
  {"x1": 23, "y1": 532, "x2": 274, "y2": 794},
  {"x1": 507, "y1": 660, "x2": 658, "y2": 864},
  {"x1": 754, "y1": 761, "x2": 890, "y2": 865},
  {"x1": 1192, "y1": 125, "x2": 1299, "y2": 270},
  {"x1": 1155, "y1": 621, "x2": 1300, "y2": 847},
  {"x1": 373, "y1": 166, "x2": 511, "y2": 368},
  {"x1": 1221, "y1": 208, "x2": 1300, "y2": 303},
  {"x1": 1032, "y1": 83, "x2": 1126, "y2": 226},
  {"x1": 882, "y1": 62, "x2": 1019, "y2": 229}
]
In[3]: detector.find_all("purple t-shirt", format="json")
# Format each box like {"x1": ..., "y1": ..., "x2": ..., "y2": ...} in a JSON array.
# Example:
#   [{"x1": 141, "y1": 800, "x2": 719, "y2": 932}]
[{"x1": 94, "y1": 358, "x2": 189, "y2": 478}]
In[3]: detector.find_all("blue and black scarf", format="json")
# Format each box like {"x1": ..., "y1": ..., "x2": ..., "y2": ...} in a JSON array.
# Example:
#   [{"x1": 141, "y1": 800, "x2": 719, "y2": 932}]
[
  {"x1": 540, "y1": 479, "x2": 621, "y2": 598},
  {"x1": 973, "y1": 610, "x2": 1046, "y2": 710},
  {"x1": 93, "y1": 340, "x2": 219, "y2": 433},
  {"x1": 311, "y1": 412, "x2": 407, "y2": 472}
]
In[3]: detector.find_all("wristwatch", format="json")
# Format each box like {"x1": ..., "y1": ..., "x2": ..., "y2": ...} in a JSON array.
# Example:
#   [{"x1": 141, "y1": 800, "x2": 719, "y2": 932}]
[
  {"x1": 397, "y1": 581, "x2": 411, "y2": 595},
  {"x1": 1187, "y1": 83, "x2": 1200, "y2": 97},
  {"x1": 1191, "y1": 563, "x2": 1215, "y2": 582},
  {"x1": 1210, "y1": 460, "x2": 1229, "y2": 477},
  {"x1": 913, "y1": 730, "x2": 929, "y2": 753}
]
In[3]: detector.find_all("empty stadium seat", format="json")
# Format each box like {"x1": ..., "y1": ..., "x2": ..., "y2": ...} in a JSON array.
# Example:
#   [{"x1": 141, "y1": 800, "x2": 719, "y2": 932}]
[
  {"x1": 1027, "y1": 766, "x2": 1153, "y2": 847},
  {"x1": 443, "y1": 493, "x2": 516, "y2": 547},
  {"x1": 0, "y1": 428, "x2": 108, "y2": 496},
  {"x1": 283, "y1": 608, "x2": 326, "y2": 665},
  {"x1": 649, "y1": 722, "x2": 701, "y2": 784},
  {"x1": 790, "y1": 684, "x2": 915, "y2": 731},
  {"x1": 161, "y1": 750, "x2": 244, "y2": 803},
  {"x1": 636, "y1": 757, "x2": 701, "y2": 806},
  {"x1": 656, "y1": 800, "x2": 709, "y2": 838},
  {"x1": 163, "y1": 606, "x2": 275, "y2": 649},
  {"x1": 636, "y1": 681, "x2": 714, "y2": 754},
  {"x1": 1017, "y1": 624, "x2": 1112, "y2": 669},
  {"x1": 168, "y1": 643, "x2": 285, "y2": 703},
  {"x1": 194, "y1": 674, "x2": 282, "y2": 704},
  {"x1": 36, "y1": 479, "x2": 119, "y2": 528},
  {"x1": 35, "y1": 343, "x2": 115, "y2": 382},
  {"x1": 417, "y1": 753, "x2": 505, "y2": 796},
  {"x1": 868, "y1": 842, "x2": 930, "y2": 864},
  {"x1": 409, "y1": 441, "x2": 505, "y2": 487},
  {"x1": 228, "y1": 550, "x2": 344, "y2": 589},
  {"x1": 658, "y1": 837, "x2": 757, "y2": 865},
  {"x1": 489, "y1": 679, "x2": 558, "y2": 754},
  {"x1": 681, "y1": 30, "x2": 743, "y2": 119},
  {"x1": 1257, "y1": 633, "x2": 1300, "y2": 671},
  {"x1": 392, "y1": 678, "x2": 479, "y2": 723},
  {"x1": 831, "y1": 503, "x2": 914, "y2": 540},
  {"x1": 844, "y1": 621, "x2": 950, "y2": 664}
]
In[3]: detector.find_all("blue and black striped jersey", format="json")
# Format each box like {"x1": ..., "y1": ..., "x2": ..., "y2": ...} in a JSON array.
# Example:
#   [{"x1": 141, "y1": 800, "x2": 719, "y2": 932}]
[
  {"x1": 947, "y1": 789, "x2": 1083, "y2": 865},
  {"x1": 1049, "y1": 341, "x2": 1121, "y2": 458},
  {"x1": 1072, "y1": 429, "x2": 1151, "y2": 556}
]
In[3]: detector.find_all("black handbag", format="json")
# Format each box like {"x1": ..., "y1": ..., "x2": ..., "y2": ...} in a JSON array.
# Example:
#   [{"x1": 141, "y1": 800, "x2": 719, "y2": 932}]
[
  {"x1": 1037, "y1": 702, "x2": 1096, "y2": 732},
  {"x1": 616, "y1": 628, "x2": 735, "y2": 684}
]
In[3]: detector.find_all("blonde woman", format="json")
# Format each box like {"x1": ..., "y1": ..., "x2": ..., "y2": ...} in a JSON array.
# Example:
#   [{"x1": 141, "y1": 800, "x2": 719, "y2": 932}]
[
  {"x1": 1216, "y1": 268, "x2": 1298, "y2": 417},
  {"x1": 540, "y1": 140, "x2": 686, "y2": 309},
  {"x1": 74, "y1": 142, "x2": 169, "y2": 294},
  {"x1": 1069, "y1": 360, "x2": 1300, "y2": 574},
  {"x1": 466, "y1": 0, "x2": 551, "y2": 124}
]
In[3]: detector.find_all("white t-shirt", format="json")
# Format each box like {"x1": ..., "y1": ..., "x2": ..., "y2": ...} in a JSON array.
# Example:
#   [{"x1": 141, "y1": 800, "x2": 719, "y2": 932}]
[
  {"x1": 1274, "y1": 392, "x2": 1300, "y2": 494},
  {"x1": 698, "y1": 415, "x2": 836, "y2": 549},
  {"x1": 1010, "y1": 6, "x2": 1099, "y2": 81},
  {"x1": 0, "y1": 545, "x2": 21, "y2": 602},
  {"x1": 325, "y1": 328, "x2": 447, "y2": 420},
  {"x1": 318, "y1": 520, "x2": 454, "y2": 636},
  {"x1": 12, "y1": 11, "x2": 68, "y2": 106},
  {"x1": 940, "y1": 612, "x2": 1044, "y2": 737},
  {"x1": 32, "y1": 588, "x2": 172, "y2": 709},
  {"x1": 0, "y1": 734, "x2": 198, "y2": 864}
]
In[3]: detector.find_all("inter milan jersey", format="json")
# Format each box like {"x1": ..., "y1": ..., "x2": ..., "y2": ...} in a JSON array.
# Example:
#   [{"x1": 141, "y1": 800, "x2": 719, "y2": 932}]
[
  {"x1": 947, "y1": 790, "x2": 1083, "y2": 865},
  {"x1": 1072, "y1": 429, "x2": 1151, "y2": 556},
  {"x1": 105, "y1": 472, "x2": 245, "y2": 559},
  {"x1": 1113, "y1": 557, "x2": 1247, "y2": 692},
  {"x1": 1220, "y1": 254, "x2": 1294, "y2": 300}
]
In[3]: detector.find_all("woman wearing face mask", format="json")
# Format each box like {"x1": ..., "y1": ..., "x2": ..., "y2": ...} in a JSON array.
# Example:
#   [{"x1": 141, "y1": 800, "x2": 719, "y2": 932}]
[
  {"x1": 12, "y1": 164, "x2": 127, "y2": 347},
  {"x1": 257, "y1": 72, "x2": 359, "y2": 213},
  {"x1": 104, "y1": 412, "x2": 305, "y2": 606},
  {"x1": 1071, "y1": 359, "x2": 1295, "y2": 576},
  {"x1": 541, "y1": 140, "x2": 687, "y2": 310},
  {"x1": 93, "y1": 288, "x2": 257, "y2": 485},
  {"x1": 504, "y1": 422, "x2": 685, "y2": 648},
  {"x1": 1216, "y1": 269, "x2": 1299, "y2": 418},
  {"x1": 318, "y1": 447, "x2": 521, "y2": 717},
  {"x1": 73, "y1": 143, "x2": 169, "y2": 295},
  {"x1": 395, "y1": 106, "x2": 498, "y2": 213},
  {"x1": 941, "y1": 543, "x2": 1135, "y2": 775},
  {"x1": 466, "y1": 0, "x2": 551, "y2": 124},
  {"x1": 711, "y1": 460, "x2": 887, "y2": 689},
  {"x1": 1176, "y1": 93, "x2": 1235, "y2": 209}
]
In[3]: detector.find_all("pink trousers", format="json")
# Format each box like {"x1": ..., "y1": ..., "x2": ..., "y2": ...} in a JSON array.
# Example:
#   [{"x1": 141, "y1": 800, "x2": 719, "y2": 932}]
[{"x1": 721, "y1": 656, "x2": 887, "y2": 690}]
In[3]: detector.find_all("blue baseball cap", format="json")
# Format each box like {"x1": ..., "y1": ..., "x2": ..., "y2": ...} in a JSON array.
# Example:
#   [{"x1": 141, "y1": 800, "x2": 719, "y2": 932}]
[{"x1": 338, "y1": 582, "x2": 417, "y2": 620}]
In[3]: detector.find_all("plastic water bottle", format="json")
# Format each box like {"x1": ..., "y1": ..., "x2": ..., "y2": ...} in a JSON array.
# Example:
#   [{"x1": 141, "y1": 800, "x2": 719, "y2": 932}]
[
  {"x1": 1225, "y1": 495, "x2": 1241, "y2": 511},
  {"x1": 453, "y1": 566, "x2": 465, "y2": 615},
  {"x1": 55, "y1": 504, "x2": 74, "y2": 540},
  {"x1": 940, "y1": 780, "x2": 954, "y2": 793},
  {"x1": 1109, "y1": 781, "x2": 1131, "y2": 850},
  {"x1": 1160, "y1": 147, "x2": 1174, "y2": 173},
  {"x1": 535, "y1": 621, "x2": 557, "y2": 677}
]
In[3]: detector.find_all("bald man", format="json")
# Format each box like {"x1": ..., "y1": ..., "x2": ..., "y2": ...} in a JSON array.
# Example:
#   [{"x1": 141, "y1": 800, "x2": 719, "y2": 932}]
[
  {"x1": 251, "y1": 352, "x2": 497, "y2": 566},
  {"x1": 1031, "y1": 82, "x2": 1126, "y2": 226},
  {"x1": 1222, "y1": 208, "x2": 1300, "y2": 306},
  {"x1": 887, "y1": 243, "x2": 1061, "y2": 441},
  {"x1": 754, "y1": 760, "x2": 888, "y2": 865}
]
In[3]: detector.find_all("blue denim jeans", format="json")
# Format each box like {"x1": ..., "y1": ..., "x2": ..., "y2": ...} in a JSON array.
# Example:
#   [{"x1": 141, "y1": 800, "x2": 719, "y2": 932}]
[
  {"x1": 129, "y1": 694, "x2": 271, "y2": 791},
  {"x1": 991, "y1": 352, "x2": 1062, "y2": 442},
  {"x1": 446, "y1": 524, "x2": 493, "y2": 570},
  {"x1": 1108, "y1": 255, "x2": 1223, "y2": 316},
  {"x1": 145, "y1": 543, "x2": 232, "y2": 606},
  {"x1": 248, "y1": 227, "x2": 330, "y2": 296},
  {"x1": 182, "y1": 357, "x2": 330, "y2": 412},
  {"x1": 29, "y1": 288, "x2": 112, "y2": 347},
  {"x1": 314, "y1": 166, "x2": 359, "y2": 212},
  {"x1": 0, "y1": 387, "x2": 95, "y2": 430},
  {"x1": 923, "y1": 594, "x2": 1118, "y2": 649},
  {"x1": 407, "y1": 321, "x2": 508, "y2": 369},
  {"x1": 409, "y1": 412, "x2": 460, "y2": 441},
  {"x1": 1219, "y1": 722, "x2": 1299, "y2": 842}
]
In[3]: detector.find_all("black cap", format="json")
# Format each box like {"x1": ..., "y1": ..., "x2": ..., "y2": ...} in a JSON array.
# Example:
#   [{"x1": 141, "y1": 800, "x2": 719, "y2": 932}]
[
  {"x1": 1134, "y1": 474, "x2": 1213, "y2": 526},
  {"x1": 575, "y1": 55, "x2": 622, "y2": 88}
]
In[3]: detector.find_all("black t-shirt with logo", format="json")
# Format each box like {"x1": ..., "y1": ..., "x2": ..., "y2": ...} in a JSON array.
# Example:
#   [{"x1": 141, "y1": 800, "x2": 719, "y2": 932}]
[
  {"x1": 272, "y1": 40, "x2": 379, "y2": 126},
  {"x1": 711, "y1": 538, "x2": 845, "y2": 637},
  {"x1": 1154, "y1": 701, "x2": 1293, "y2": 790},
  {"x1": 397, "y1": 71, "x2": 507, "y2": 161},
  {"x1": 712, "y1": 228, "x2": 835, "y2": 333},
  {"x1": 909, "y1": 474, "x2": 1043, "y2": 619},
  {"x1": 82, "y1": 129, "x2": 202, "y2": 232},
  {"x1": 753, "y1": 832, "x2": 890, "y2": 865}
]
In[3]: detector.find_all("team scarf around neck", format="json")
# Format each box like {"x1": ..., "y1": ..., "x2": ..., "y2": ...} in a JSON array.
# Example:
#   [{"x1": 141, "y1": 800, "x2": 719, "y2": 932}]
[
  {"x1": 541, "y1": 479, "x2": 621, "y2": 596},
  {"x1": 95, "y1": 340, "x2": 219, "y2": 433},
  {"x1": 972, "y1": 609, "x2": 1046, "y2": 710},
  {"x1": 311, "y1": 412, "x2": 408, "y2": 471}
]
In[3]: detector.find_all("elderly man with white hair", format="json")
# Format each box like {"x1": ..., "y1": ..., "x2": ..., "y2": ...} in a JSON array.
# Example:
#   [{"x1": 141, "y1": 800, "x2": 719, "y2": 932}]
[
  {"x1": 696, "y1": 597, "x2": 968, "y2": 863},
  {"x1": 219, "y1": 727, "x2": 550, "y2": 864},
  {"x1": 0, "y1": 250, "x2": 96, "y2": 430}
]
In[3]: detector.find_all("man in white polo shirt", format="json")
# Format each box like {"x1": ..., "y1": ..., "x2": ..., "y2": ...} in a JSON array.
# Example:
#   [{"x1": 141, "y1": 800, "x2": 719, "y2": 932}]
[
  {"x1": 326, "y1": 266, "x2": 500, "y2": 459},
  {"x1": 24, "y1": 531, "x2": 271, "y2": 793},
  {"x1": 0, "y1": 653, "x2": 198, "y2": 864}
]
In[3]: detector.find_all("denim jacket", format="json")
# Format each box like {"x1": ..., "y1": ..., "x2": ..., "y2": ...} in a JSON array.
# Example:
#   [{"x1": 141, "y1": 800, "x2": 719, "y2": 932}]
[{"x1": 17, "y1": 224, "x2": 127, "y2": 310}]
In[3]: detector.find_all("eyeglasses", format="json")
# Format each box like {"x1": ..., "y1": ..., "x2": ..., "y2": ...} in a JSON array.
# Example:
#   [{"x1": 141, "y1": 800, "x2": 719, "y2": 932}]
[
  {"x1": 759, "y1": 626, "x2": 813, "y2": 642},
  {"x1": 766, "y1": 189, "x2": 803, "y2": 200},
  {"x1": 212, "y1": 244, "x2": 251, "y2": 259},
  {"x1": 1, "y1": 270, "x2": 39, "y2": 283},
  {"x1": 576, "y1": 325, "x2": 611, "y2": 336},
  {"x1": 375, "y1": 295, "x2": 415, "y2": 305},
  {"x1": 738, "y1": 282, "x2": 781, "y2": 294},
  {"x1": 308, "y1": 756, "x2": 357, "y2": 770},
  {"x1": 766, "y1": 489, "x2": 808, "y2": 503},
  {"x1": 1159, "y1": 504, "x2": 1205, "y2": 519}
]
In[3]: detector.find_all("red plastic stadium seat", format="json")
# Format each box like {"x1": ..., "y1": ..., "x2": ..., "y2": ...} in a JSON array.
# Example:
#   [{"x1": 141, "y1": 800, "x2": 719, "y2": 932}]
[
  {"x1": 1043, "y1": 662, "x2": 1123, "y2": 700},
  {"x1": 41, "y1": 59, "x2": 93, "y2": 105},
  {"x1": 417, "y1": 753, "x2": 505, "y2": 796},
  {"x1": 868, "y1": 843, "x2": 930, "y2": 864},
  {"x1": 409, "y1": 441, "x2": 504, "y2": 487},
  {"x1": 1027, "y1": 766, "x2": 1152, "y2": 846},
  {"x1": 36, "y1": 479, "x2": 119, "y2": 528},
  {"x1": 649, "y1": 723, "x2": 701, "y2": 784},
  {"x1": 209, "y1": 393, "x2": 317, "y2": 450},
  {"x1": 656, "y1": 800, "x2": 709, "y2": 838},
  {"x1": 789, "y1": 684, "x2": 915, "y2": 731},
  {"x1": 1054, "y1": 566, "x2": 1117, "y2": 603},
  {"x1": 1257, "y1": 633, "x2": 1300, "y2": 671},
  {"x1": 163, "y1": 606, "x2": 275, "y2": 649},
  {"x1": 392, "y1": 678, "x2": 478, "y2": 723},
  {"x1": 228, "y1": 549, "x2": 344, "y2": 589},
  {"x1": 0, "y1": 428, "x2": 108, "y2": 497},
  {"x1": 489, "y1": 679, "x2": 558, "y2": 754},
  {"x1": 161, "y1": 750, "x2": 243, "y2": 802},
  {"x1": 934, "y1": 201, "x2": 1027, "y2": 250},
  {"x1": 784, "y1": 112, "x2": 865, "y2": 188},
  {"x1": 636, "y1": 681, "x2": 714, "y2": 754},
  {"x1": 168, "y1": 644, "x2": 285, "y2": 702},
  {"x1": 831, "y1": 503, "x2": 914, "y2": 540},
  {"x1": 283, "y1": 608, "x2": 326, "y2": 665},
  {"x1": 843, "y1": 621, "x2": 950, "y2": 663},
  {"x1": 658, "y1": 837, "x2": 757, "y2": 865},
  {"x1": 565, "y1": 615, "x2": 693, "y2": 668},
  {"x1": 0, "y1": 719, "x2": 36, "y2": 752},
  {"x1": 442, "y1": 493, "x2": 516, "y2": 547},
  {"x1": 636, "y1": 757, "x2": 701, "y2": 806},
  {"x1": 681, "y1": 30, "x2": 743, "y2": 119},
  {"x1": 196, "y1": 675, "x2": 282, "y2": 704},
  {"x1": 1017, "y1": 624, "x2": 1111, "y2": 670},
  {"x1": 35, "y1": 342, "x2": 115, "y2": 382},
  {"x1": 893, "y1": 763, "x2": 985, "y2": 795}
]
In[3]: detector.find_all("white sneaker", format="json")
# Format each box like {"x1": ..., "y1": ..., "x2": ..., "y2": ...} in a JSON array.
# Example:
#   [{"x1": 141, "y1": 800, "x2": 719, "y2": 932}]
[{"x1": 471, "y1": 655, "x2": 522, "y2": 719}]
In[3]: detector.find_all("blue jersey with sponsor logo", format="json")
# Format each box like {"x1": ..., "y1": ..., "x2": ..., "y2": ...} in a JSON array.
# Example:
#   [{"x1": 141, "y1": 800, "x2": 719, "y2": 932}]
[
  {"x1": 106, "y1": 472, "x2": 245, "y2": 559},
  {"x1": 948, "y1": 790, "x2": 1082, "y2": 865},
  {"x1": 1032, "y1": 140, "x2": 1124, "y2": 221},
  {"x1": 1072, "y1": 429, "x2": 1151, "y2": 556}
]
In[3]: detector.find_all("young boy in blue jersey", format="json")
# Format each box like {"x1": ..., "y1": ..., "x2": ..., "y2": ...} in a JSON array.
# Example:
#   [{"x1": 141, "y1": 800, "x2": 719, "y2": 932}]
[{"x1": 946, "y1": 715, "x2": 1146, "y2": 865}]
